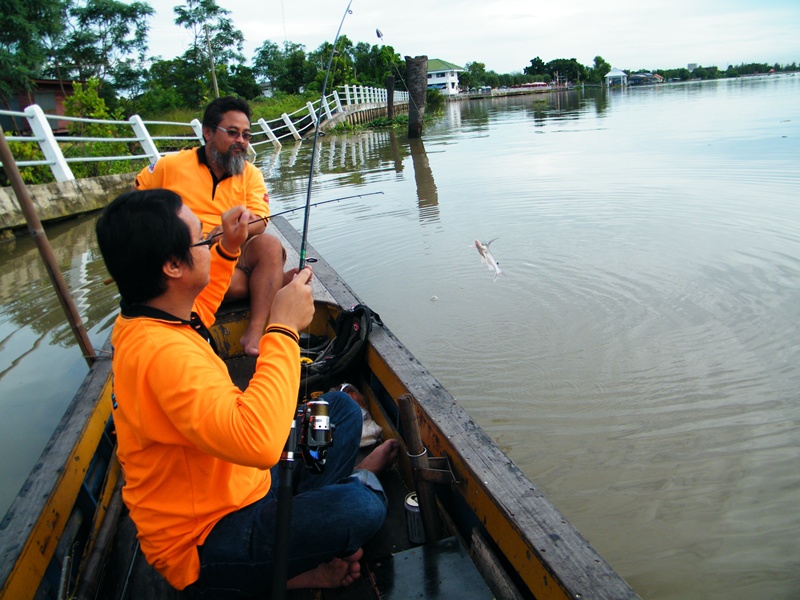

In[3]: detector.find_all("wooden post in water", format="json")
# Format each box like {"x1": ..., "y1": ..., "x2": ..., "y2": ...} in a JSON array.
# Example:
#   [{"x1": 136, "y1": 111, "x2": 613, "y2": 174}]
[
  {"x1": 405, "y1": 55, "x2": 428, "y2": 138},
  {"x1": 0, "y1": 126, "x2": 96, "y2": 366},
  {"x1": 386, "y1": 75, "x2": 395, "y2": 121}
]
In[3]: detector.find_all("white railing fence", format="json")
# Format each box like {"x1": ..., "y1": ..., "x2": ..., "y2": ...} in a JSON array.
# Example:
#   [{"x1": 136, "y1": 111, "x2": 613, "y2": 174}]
[{"x1": 0, "y1": 86, "x2": 409, "y2": 183}]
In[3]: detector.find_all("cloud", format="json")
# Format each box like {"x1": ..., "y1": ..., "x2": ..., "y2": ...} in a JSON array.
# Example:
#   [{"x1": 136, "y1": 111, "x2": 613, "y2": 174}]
[{"x1": 145, "y1": 0, "x2": 799, "y2": 73}]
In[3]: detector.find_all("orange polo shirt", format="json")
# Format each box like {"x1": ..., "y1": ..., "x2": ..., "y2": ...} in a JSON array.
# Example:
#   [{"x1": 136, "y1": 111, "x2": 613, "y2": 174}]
[
  {"x1": 110, "y1": 244, "x2": 300, "y2": 589},
  {"x1": 134, "y1": 147, "x2": 270, "y2": 233}
]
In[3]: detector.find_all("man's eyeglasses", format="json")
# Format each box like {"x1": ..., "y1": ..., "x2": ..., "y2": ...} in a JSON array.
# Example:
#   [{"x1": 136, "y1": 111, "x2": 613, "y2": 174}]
[
  {"x1": 215, "y1": 126, "x2": 253, "y2": 142},
  {"x1": 190, "y1": 234, "x2": 217, "y2": 248}
]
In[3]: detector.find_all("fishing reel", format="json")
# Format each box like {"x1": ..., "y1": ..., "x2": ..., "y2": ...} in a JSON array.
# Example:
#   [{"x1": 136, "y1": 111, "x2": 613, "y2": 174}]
[{"x1": 296, "y1": 400, "x2": 334, "y2": 474}]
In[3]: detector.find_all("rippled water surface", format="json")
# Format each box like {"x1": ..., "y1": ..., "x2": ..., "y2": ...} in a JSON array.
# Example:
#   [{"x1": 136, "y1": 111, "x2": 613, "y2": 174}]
[{"x1": 1, "y1": 76, "x2": 798, "y2": 599}]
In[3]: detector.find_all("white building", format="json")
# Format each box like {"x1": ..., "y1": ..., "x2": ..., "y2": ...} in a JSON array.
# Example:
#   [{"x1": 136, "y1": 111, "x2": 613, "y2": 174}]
[
  {"x1": 604, "y1": 68, "x2": 628, "y2": 87},
  {"x1": 427, "y1": 59, "x2": 464, "y2": 96}
]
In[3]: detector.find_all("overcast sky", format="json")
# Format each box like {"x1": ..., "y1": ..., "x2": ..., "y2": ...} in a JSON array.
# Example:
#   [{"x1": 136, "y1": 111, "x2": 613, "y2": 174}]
[{"x1": 144, "y1": 0, "x2": 800, "y2": 73}]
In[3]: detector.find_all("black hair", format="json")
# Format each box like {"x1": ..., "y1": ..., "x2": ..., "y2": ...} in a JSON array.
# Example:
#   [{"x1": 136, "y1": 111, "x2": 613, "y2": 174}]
[
  {"x1": 96, "y1": 189, "x2": 194, "y2": 305},
  {"x1": 202, "y1": 96, "x2": 252, "y2": 129}
]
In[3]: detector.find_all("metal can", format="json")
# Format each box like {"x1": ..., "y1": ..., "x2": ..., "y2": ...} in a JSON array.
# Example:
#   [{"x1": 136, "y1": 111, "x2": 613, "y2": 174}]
[{"x1": 404, "y1": 492, "x2": 426, "y2": 544}]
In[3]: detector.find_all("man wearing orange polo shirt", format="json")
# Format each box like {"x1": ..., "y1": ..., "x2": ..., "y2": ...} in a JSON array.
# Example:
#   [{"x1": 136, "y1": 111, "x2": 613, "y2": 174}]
[{"x1": 135, "y1": 96, "x2": 289, "y2": 357}]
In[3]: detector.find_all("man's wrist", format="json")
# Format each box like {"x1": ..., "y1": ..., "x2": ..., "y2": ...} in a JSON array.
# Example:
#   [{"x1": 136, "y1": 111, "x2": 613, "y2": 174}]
[{"x1": 215, "y1": 241, "x2": 240, "y2": 260}]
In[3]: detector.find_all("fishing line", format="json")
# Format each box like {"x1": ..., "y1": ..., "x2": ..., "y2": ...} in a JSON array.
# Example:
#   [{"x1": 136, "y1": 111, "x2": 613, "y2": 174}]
[
  {"x1": 194, "y1": 192, "x2": 384, "y2": 247},
  {"x1": 375, "y1": 29, "x2": 423, "y2": 116},
  {"x1": 298, "y1": 0, "x2": 354, "y2": 270}
]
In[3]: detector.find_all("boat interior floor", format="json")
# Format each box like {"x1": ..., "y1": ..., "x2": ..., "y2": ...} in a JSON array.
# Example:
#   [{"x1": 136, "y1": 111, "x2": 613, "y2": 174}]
[{"x1": 99, "y1": 463, "x2": 491, "y2": 600}]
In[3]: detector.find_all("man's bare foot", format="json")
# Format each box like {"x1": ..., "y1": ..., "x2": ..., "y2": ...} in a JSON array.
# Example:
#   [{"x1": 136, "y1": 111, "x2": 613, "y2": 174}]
[
  {"x1": 356, "y1": 439, "x2": 399, "y2": 475},
  {"x1": 286, "y1": 548, "x2": 363, "y2": 590},
  {"x1": 240, "y1": 326, "x2": 261, "y2": 357}
]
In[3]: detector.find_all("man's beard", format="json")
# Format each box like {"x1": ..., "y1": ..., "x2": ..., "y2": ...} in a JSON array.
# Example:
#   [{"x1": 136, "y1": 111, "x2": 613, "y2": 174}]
[{"x1": 210, "y1": 144, "x2": 246, "y2": 175}]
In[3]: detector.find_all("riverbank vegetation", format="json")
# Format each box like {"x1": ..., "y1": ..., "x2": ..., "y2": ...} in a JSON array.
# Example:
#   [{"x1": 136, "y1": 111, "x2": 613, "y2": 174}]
[{"x1": 3, "y1": 0, "x2": 797, "y2": 122}]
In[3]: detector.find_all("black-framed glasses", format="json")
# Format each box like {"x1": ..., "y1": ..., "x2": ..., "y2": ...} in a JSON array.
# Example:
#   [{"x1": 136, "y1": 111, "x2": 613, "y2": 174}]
[
  {"x1": 190, "y1": 234, "x2": 217, "y2": 248},
  {"x1": 215, "y1": 126, "x2": 253, "y2": 142}
]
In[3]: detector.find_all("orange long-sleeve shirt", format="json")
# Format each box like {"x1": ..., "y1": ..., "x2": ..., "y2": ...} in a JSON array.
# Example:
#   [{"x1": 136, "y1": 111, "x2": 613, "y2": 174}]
[{"x1": 110, "y1": 244, "x2": 300, "y2": 589}]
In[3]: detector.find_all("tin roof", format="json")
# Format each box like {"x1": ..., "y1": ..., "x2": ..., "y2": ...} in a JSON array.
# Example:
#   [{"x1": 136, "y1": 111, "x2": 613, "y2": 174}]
[{"x1": 427, "y1": 59, "x2": 465, "y2": 73}]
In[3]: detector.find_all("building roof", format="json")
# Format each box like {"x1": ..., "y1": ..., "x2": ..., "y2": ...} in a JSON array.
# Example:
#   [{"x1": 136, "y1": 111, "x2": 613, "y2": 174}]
[
  {"x1": 604, "y1": 68, "x2": 628, "y2": 78},
  {"x1": 427, "y1": 59, "x2": 464, "y2": 73}
]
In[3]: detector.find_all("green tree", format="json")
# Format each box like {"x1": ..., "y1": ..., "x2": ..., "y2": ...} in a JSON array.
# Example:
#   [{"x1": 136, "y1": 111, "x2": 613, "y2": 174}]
[
  {"x1": 351, "y1": 43, "x2": 403, "y2": 87},
  {"x1": 172, "y1": 0, "x2": 245, "y2": 104},
  {"x1": 252, "y1": 40, "x2": 308, "y2": 94},
  {"x1": 545, "y1": 58, "x2": 587, "y2": 84},
  {"x1": 463, "y1": 61, "x2": 488, "y2": 88},
  {"x1": 588, "y1": 56, "x2": 611, "y2": 84},
  {"x1": 307, "y1": 35, "x2": 355, "y2": 92},
  {"x1": 62, "y1": 77, "x2": 132, "y2": 177},
  {"x1": 0, "y1": 0, "x2": 66, "y2": 111},
  {"x1": 141, "y1": 56, "x2": 207, "y2": 110},
  {"x1": 524, "y1": 56, "x2": 547, "y2": 77},
  {"x1": 219, "y1": 64, "x2": 261, "y2": 99},
  {"x1": 45, "y1": 0, "x2": 154, "y2": 98},
  {"x1": 252, "y1": 40, "x2": 283, "y2": 86}
]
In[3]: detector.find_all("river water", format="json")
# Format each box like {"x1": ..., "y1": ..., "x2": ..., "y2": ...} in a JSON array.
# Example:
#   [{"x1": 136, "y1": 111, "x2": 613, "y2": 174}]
[{"x1": 1, "y1": 75, "x2": 798, "y2": 599}]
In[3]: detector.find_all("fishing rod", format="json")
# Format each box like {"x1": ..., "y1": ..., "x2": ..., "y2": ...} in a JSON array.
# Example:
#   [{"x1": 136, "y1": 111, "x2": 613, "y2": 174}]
[
  {"x1": 202, "y1": 191, "x2": 383, "y2": 245},
  {"x1": 298, "y1": 0, "x2": 354, "y2": 270},
  {"x1": 272, "y1": 2, "x2": 355, "y2": 599},
  {"x1": 101, "y1": 192, "x2": 383, "y2": 286}
]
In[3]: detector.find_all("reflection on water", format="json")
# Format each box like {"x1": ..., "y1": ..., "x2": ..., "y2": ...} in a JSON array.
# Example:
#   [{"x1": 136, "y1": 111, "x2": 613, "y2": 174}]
[
  {"x1": 1, "y1": 76, "x2": 799, "y2": 600},
  {"x1": 0, "y1": 214, "x2": 117, "y2": 513},
  {"x1": 409, "y1": 137, "x2": 440, "y2": 222}
]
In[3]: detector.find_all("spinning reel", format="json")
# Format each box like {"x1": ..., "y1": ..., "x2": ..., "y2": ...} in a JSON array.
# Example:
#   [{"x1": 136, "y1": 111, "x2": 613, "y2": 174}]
[{"x1": 296, "y1": 400, "x2": 334, "y2": 473}]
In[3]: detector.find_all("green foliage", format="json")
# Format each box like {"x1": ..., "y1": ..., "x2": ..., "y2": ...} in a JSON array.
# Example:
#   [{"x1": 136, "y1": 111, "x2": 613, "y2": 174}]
[
  {"x1": 173, "y1": 0, "x2": 244, "y2": 66},
  {"x1": 352, "y1": 43, "x2": 405, "y2": 88},
  {"x1": 62, "y1": 78, "x2": 144, "y2": 177},
  {"x1": 252, "y1": 40, "x2": 310, "y2": 94},
  {"x1": 249, "y1": 92, "x2": 318, "y2": 122},
  {"x1": 350, "y1": 113, "x2": 408, "y2": 131},
  {"x1": 44, "y1": 0, "x2": 154, "y2": 97},
  {"x1": 0, "y1": 0, "x2": 65, "y2": 108},
  {"x1": 1, "y1": 135, "x2": 55, "y2": 186},
  {"x1": 307, "y1": 36, "x2": 356, "y2": 92},
  {"x1": 327, "y1": 121, "x2": 356, "y2": 134},
  {"x1": 426, "y1": 89, "x2": 444, "y2": 113},
  {"x1": 588, "y1": 56, "x2": 612, "y2": 84},
  {"x1": 157, "y1": 0, "x2": 246, "y2": 107}
]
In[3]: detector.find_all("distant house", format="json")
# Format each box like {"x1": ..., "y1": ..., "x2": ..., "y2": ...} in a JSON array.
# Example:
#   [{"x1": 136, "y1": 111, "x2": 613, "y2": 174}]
[
  {"x1": 259, "y1": 80, "x2": 275, "y2": 98},
  {"x1": 1, "y1": 79, "x2": 75, "y2": 133},
  {"x1": 427, "y1": 59, "x2": 464, "y2": 96},
  {"x1": 604, "y1": 68, "x2": 628, "y2": 87},
  {"x1": 629, "y1": 72, "x2": 660, "y2": 85}
]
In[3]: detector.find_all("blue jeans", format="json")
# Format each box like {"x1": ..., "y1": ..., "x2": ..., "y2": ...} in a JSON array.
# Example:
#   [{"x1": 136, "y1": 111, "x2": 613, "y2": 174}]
[{"x1": 185, "y1": 392, "x2": 387, "y2": 599}]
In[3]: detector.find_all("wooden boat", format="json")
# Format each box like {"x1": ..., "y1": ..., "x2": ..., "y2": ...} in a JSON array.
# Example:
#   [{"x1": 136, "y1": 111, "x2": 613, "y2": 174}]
[{"x1": 0, "y1": 216, "x2": 640, "y2": 600}]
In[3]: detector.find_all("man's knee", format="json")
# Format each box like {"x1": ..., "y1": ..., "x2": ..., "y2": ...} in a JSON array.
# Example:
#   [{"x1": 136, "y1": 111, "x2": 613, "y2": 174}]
[
  {"x1": 325, "y1": 391, "x2": 362, "y2": 427},
  {"x1": 248, "y1": 234, "x2": 285, "y2": 265}
]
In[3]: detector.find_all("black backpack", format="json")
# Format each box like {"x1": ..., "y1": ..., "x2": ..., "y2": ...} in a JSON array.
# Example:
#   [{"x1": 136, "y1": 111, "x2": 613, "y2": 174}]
[{"x1": 299, "y1": 303, "x2": 381, "y2": 394}]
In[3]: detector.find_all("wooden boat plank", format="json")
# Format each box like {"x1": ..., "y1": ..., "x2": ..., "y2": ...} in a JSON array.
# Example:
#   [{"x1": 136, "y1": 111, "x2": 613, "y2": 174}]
[{"x1": 0, "y1": 342, "x2": 114, "y2": 600}]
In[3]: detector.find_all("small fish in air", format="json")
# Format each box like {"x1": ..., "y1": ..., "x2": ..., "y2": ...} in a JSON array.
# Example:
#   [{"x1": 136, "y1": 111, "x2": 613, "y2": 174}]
[{"x1": 474, "y1": 238, "x2": 504, "y2": 281}]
